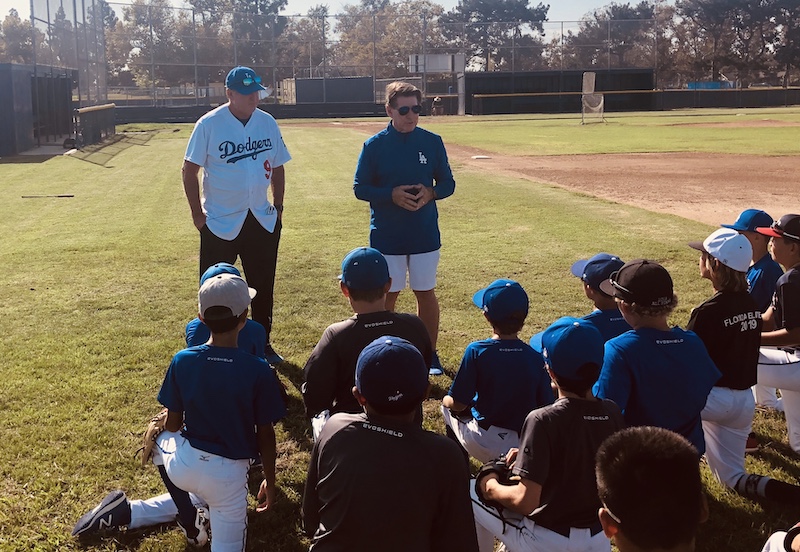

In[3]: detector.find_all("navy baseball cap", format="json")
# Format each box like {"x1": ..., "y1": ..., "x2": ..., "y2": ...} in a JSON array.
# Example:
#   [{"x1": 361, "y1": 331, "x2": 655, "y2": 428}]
[
  {"x1": 599, "y1": 259, "x2": 674, "y2": 307},
  {"x1": 756, "y1": 214, "x2": 800, "y2": 243},
  {"x1": 571, "y1": 253, "x2": 625, "y2": 291},
  {"x1": 200, "y1": 262, "x2": 241, "y2": 285},
  {"x1": 541, "y1": 317, "x2": 604, "y2": 380},
  {"x1": 225, "y1": 66, "x2": 267, "y2": 95},
  {"x1": 472, "y1": 279, "x2": 529, "y2": 324},
  {"x1": 339, "y1": 247, "x2": 390, "y2": 290},
  {"x1": 721, "y1": 209, "x2": 773, "y2": 233},
  {"x1": 355, "y1": 336, "x2": 429, "y2": 415}
]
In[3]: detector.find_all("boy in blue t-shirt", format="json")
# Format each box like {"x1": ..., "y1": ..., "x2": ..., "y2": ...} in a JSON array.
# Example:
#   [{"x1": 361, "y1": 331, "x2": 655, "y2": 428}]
[
  {"x1": 158, "y1": 273, "x2": 286, "y2": 551},
  {"x1": 442, "y1": 279, "x2": 553, "y2": 463},
  {"x1": 593, "y1": 259, "x2": 721, "y2": 455},
  {"x1": 186, "y1": 262, "x2": 267, "y2": 357},
  {"x1": 531, "y1": 253, "x2": 630, "y2": 352}
]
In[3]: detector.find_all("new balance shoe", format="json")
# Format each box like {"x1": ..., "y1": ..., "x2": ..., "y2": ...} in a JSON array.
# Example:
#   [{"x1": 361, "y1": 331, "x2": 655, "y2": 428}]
[
  {"x1": 429, "y1": 351, "x2": 444, "y2": 376},
  {"x1": 264, "y1": 343, "x2": 284, "y2": 365},
  {"x1": 177, "y1": 507, "x2": 210, "y2": 547},
  {"x1": 71, "y1": 490, "x2": 131, "y2": 536}
]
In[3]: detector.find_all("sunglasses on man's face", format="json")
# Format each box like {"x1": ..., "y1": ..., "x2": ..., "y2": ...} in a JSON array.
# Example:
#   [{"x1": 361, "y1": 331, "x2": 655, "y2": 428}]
[
  {"x1": 396, "y1": 105, "x2": 422, "y2": 116},
  {"x1": 241, "y1": 76, "x2": 262, "y2": 86}
]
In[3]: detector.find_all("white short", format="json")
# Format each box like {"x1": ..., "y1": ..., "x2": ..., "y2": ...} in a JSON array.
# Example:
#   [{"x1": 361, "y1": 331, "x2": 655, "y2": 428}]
[
  {"x1": 441, "y1": 406, "x2": 519, "y2": 464},
  {"x1": 470, "y1": 480, "x2": 610, "y2": 552},
  {"x1": 384, "y1": 250, "x2": 440, "y2": 293}
]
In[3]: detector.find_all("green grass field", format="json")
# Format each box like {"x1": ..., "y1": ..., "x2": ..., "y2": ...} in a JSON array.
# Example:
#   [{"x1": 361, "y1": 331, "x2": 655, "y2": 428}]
[{"x1": 2, "y1": 108, "x2": 800, "y2": 551}]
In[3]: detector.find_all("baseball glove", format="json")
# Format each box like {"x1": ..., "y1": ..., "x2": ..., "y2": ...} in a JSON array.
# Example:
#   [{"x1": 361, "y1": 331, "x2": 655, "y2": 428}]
[
  {"x1": 474, "y1": 456, "x2": 514, "y2": 511},
  {"x1": 138, "y1": 408, "x2": 168, "y2": 467}
]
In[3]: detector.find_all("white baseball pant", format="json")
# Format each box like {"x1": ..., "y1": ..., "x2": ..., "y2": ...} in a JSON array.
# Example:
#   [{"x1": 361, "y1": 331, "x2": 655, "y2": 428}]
[
  {"x1": 441, "y1": 406, "x2": 519, "y2": 464},
  {"x1": 760, "y1": 531, "x2": 788, "y2": 552},
  {"x1": 469, "y1": 480, "x2": 610, "y2": 552},
  {"x1": 157, "y1": 431, "x2": 250, "y2": 552},
  {"x1": 129, "y1": 492, "x2": 207, "y2": 530},
  {"x1": 701, "y1": 386, "x2": 754, "y2": 488},
  {"x1": 756, "y1": 347, "x2": 800, "y2": 453}
]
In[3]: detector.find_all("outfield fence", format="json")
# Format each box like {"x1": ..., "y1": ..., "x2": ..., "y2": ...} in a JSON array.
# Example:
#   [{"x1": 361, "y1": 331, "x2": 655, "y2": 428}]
[{"x1": 25, "y1": 0, "x2": 672, "y2": 107}]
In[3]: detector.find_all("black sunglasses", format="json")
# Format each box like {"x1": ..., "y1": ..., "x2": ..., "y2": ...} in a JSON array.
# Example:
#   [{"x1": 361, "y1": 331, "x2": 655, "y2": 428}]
[
  {"x1": 772, "y1": 221, "x2": 800, "y2": 241},
  {"x1": 396, "y1": 105, "x2": 422, "y2": 116},
  {"x1": 609, "y1": 278, "x2": 635, "y2": 301}
]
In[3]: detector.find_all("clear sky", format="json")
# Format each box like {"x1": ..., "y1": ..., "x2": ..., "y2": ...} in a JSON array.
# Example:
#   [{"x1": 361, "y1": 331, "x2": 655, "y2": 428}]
[{"x1": 1, "y1": 0, "x2": 606, "y2": 22}]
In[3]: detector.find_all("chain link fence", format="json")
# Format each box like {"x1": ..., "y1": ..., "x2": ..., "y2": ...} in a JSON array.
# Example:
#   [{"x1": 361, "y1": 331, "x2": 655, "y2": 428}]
[{"x1": 28, "y1": 0, "x2": 670, "y2": 107}]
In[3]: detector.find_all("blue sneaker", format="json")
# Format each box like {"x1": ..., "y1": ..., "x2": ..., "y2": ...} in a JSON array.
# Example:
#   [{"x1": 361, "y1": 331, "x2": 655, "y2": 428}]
[
  {"x1": 71, "y1": 490, "x2": 131, "y2": 536},
  {"x1": 429, "y1": 351, "x2": 444, "y2": 376},
  {"x1": 265, "y1": 343, "x2": 284, "y2": 365}
]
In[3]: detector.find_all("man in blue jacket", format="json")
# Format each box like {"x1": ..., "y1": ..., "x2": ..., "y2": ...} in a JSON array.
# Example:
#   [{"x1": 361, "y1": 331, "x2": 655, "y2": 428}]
[{"x1": 354, "y1": 81, "x2": 455, "y2": 375}]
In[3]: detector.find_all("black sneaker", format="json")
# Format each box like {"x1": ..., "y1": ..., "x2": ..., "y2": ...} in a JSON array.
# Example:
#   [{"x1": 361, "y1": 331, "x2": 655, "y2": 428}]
[
  {"x1": 264, "y1": 343, "x2": 284, "y2": 365},
  {"x1": 71, "y1": 490, "x2": 131, "y2": 536},
  {"x1": 745, "y1": 432, "x2": 759, "y2": 453},
  {"x1": 177, "y1": 507, "x2": 210, "y2": 547}
]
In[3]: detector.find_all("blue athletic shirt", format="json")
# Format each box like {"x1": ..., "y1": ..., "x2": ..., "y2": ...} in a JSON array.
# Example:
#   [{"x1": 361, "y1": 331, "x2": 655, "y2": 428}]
[
  {"x1": 748, "y1": 254, "x2": 784, "y2": 313},
  {"x1": 158, "y1": 345, "x2": 286, "y2": 460},
  {"x1": 582, "y1": 308, "x2": 631, "y2": 343},
  {"x1": 353, "y1": 123, "x2": 455, "y2": 255},
  {"x1": 185, "y1": 317, "x2": 267, "y2": 359},
  {"x1": 447, "y1": 338, "x2": 554, "y2": 433},
  {"x1": 593, "y1": 327, "x2": 721, "y2": 454}
]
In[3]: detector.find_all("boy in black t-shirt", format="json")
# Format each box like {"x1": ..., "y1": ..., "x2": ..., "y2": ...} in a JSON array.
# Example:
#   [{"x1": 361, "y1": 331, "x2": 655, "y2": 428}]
[
  {"x1": 471, "y1": 317, "x2": 624, "y2": 552},
  {"x1": 755, "y1": 214, "x2": 800, "y2": 454}
]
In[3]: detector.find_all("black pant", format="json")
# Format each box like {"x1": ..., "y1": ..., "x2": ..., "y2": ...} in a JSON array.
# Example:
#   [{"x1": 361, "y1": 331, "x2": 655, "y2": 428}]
[{"x1": 199, "y1": 211, "x2": 281, "y2": 340}]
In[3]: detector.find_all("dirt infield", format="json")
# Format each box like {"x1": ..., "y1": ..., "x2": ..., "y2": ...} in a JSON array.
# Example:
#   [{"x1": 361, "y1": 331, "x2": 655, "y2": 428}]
[{"x1": 330, "y1": 120, "x2": 799, "y2": 226}]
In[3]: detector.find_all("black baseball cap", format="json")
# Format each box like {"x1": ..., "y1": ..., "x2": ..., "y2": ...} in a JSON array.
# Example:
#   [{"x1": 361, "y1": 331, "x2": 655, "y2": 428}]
[
  {"x1": 599, "y1": 259, "x2": 673, "y2": 307},
  {"x1": 756, "y1": 214, "x2": 800, "y2": 243}
]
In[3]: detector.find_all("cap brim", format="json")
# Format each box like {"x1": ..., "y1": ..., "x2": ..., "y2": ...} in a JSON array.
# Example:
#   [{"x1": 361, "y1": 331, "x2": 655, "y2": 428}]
[
  {"x1": 598, "y1": 278, "x2": 616, "y2": 297},
  {"x1": 570, "y1": 259, "x2": 589, "y2": 279},
  {"x1": 687, "y1": 240, "x2": 706, "y2": 253},
  {"x1": 756, "y1": 227, "x2": 782, "y2": 238},
  {"x1": 472, "y1": 289, "x2": 486, "y2": 310},
  {"x1": 720, "y1": 223, "x2": 744, "y2": 231},
  {"x1": 229, "y1": 83, "x2": 267, "y2": 94},
  {"x1": 529, "y1": 331, "x2": 544, "y2": 353}
]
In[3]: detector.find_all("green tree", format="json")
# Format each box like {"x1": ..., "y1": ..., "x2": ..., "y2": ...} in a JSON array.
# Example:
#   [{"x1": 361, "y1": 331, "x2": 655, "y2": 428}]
[
  {"x1": 439, "y1": 0, "x2": 548, "y2": 71},
  {"x1": 560, "y1": 2, "x2": 656, "y2": 70},
  {"x1": 774, "y1": 1, "x2": 800, "y2": 86},
  {"x1": 675, "y1": 0, "x2": 736, "y2": 81},
  {"x1": 0, "y1": 8, "x2": 43, "y2": 64},
  {"x1": 277, "y1": 6, "x2": 329, "y2": 79}
]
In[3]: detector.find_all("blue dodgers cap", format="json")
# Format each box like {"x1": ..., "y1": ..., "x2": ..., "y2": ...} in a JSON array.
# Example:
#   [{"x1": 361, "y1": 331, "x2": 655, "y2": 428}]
[
  {"x1": 472, "y1": 279, "x2": 529, "y2": 324},
  {"x1": 721, "y1": 209, "x2": 774, "y2": 233},
  {"x1": 541, "y1": 317, "x2": 604, "y2": 380},
  {"x1": 200, "y1": 262, "x2": 241, "y2": 285},
  {"x1": 339, "y1": 247, "x2": 390, "y2": 290},
  {"x1": 225, "y1": 66, "x2": 267, "y2": 95},
  {"x1": 355, "y1": 336, "x2": 429, "y2": 415},
  {"x1": 571, "y1": 253, "x2": 625, "y2": 291}
]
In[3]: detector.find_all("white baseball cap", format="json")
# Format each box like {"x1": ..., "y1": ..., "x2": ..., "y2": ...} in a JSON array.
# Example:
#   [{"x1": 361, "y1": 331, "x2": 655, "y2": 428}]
[
  {"x1": 198, "y1": 273, "x2": 256, "y2": 319},
  {"x1": 688, "y1": 228, "x2": 752, "y2": 273}
]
